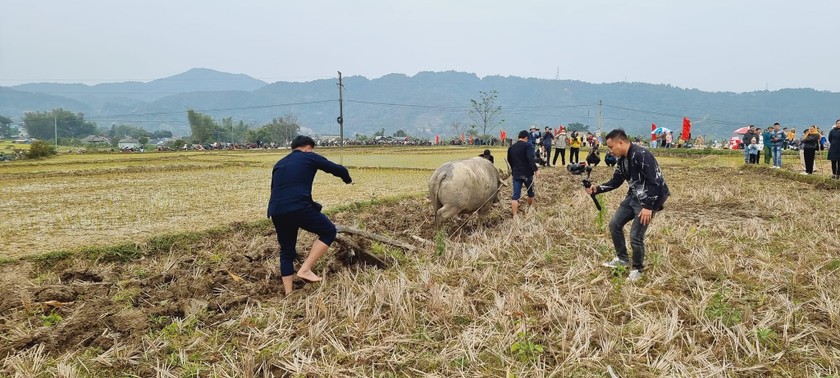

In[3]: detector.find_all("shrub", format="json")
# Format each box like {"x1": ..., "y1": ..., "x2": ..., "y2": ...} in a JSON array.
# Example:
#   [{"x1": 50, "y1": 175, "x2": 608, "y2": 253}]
[{"x1": 26, "y1": 140, "x2": 57, "y2": 159}]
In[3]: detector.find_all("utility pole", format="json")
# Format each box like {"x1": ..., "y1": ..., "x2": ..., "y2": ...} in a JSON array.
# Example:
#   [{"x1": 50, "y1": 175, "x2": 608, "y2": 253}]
[
  {"x1": 597, "y1": 100, "x2": 602, "y2": 137},
  {"x1": 337, "y1": 71, "x2": 344, "y2": 147},
  {"x1": 54, "y1": 117, "x2": 58, "y2": 146}
]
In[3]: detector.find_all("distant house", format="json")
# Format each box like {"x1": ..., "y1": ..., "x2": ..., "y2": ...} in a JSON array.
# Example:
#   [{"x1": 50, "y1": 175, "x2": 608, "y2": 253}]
[
  {"x1": 118, "y1": 137, "x2": 141, "y2": 150},
  {"x1": 81, "y1": 135, "x2": 110, "y2": 145}
]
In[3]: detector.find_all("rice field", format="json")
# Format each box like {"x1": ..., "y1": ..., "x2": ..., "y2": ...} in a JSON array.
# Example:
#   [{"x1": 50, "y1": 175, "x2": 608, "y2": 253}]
[
  {"x1": 0, "y1": 147, "x2": 499, "y2": 259},
  {"x1": 1, "y1": 146, "x2": 839, "y2": 376}
]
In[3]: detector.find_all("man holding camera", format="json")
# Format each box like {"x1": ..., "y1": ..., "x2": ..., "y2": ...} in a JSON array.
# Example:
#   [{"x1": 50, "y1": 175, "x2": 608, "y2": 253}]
[{"x1": 586, "y1": 129, "x2": 669, "y2": 281}]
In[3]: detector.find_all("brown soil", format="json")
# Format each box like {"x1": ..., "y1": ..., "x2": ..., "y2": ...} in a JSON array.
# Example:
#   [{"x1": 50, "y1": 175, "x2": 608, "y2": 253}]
[{"x1": 0, "y1": 167, "x2": 579, "y2": 362}]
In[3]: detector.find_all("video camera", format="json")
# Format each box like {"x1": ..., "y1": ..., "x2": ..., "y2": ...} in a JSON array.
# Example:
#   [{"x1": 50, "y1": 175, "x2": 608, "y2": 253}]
[{"x1": 567, "y1": 163, "x2": 601, "y2": 211}]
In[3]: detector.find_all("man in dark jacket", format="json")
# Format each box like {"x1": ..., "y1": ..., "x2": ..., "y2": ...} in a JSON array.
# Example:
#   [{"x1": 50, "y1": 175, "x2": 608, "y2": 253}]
[
  {"x1": 267, "y1": 135, "x2": 352, "y2": 295},
  {"x1": 742, "y1": 125, "x2": 758, "y2": 163},
  {"x1": 587, "y1": 129, "x2": 669, "y2": 282},
  {"x1": 507, "y1": 130, "x2": 539, "y2": 216},
  {"x1": 828, "y1": 119, "x2": 840, "y2": 179},
  {"x1": 542, "y1": 126, "x2": 554, "y2": 166}
]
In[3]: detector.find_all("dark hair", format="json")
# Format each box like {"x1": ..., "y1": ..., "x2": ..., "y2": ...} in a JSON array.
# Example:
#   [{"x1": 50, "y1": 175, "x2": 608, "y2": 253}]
[
  {"x1": 482, "y1": 149, "x2": 491, "y2": 156},
  {"x1": 517, "y1": 130, "x2": 529, "y2": 139},
  {"x1": 604, "y1": 129, "x2": 628, "y2": 142},
  {"x1": 290, "y1": 135, "x2": 315, "y2": 149},
  {"x1": 774, "y1": 122, "x2": 780, "y2": 126}
]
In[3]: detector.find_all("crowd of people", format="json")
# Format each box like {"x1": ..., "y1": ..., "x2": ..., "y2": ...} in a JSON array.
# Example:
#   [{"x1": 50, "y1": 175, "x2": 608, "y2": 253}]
[{"x1": 739, "y1": 122, "x2": 840, "y2": 177}]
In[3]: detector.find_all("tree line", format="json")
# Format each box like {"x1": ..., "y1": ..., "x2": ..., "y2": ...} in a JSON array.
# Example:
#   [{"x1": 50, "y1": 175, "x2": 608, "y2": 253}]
[{"x1": 2, "y1": 89, "x2": 597, "y2": 147}]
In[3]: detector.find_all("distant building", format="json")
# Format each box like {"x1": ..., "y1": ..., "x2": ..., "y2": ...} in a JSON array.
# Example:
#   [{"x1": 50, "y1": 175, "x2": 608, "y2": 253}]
[
  {"x1": 118, "y1": 137, "x2": 141, "y2": 149},
  {"x1": 81, "y1": 135, "x2": 111, "y2": 145}
]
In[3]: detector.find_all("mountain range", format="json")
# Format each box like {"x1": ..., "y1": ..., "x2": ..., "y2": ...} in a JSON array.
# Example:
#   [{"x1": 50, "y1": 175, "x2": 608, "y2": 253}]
[{"x1": 2, "y1": 68, "x2": 839, "y2": 140}]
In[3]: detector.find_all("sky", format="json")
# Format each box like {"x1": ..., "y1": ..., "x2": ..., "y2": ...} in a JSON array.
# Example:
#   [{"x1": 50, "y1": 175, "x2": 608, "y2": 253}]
[{"x1": 1, "y1": 0, "x2": 839, "y2": 93}]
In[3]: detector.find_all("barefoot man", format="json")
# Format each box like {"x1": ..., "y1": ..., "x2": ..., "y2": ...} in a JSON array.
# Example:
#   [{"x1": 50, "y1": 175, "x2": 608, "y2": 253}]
[{"x1": 267, "y1": 135, "x2": 352, "y2": 295}]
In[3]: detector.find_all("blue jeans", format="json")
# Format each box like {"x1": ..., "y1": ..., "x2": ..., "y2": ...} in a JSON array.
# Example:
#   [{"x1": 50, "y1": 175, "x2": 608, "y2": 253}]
[
  {"x1": 772, "y1": 145, "x2": 783, "y2": 167},
  {"x1": 511, "y1": 176, "x2": 535, "y2": 200},
  {"x1": 609, "y1": 196, "x2": 650, "y2": 271},
  {"x1": 743, "y1": 147, "x2": 750, "y2": 163}
]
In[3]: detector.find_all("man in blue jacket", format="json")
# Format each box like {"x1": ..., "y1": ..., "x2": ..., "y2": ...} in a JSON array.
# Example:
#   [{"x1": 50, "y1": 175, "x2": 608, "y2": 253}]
[
  {"x1": 268, "y1": 135, "x2": 352, "y2": 295},
  {"x1": 769, "y1": 123, "x2": 786, "y2": 168},
  {"x1": 587, "y1": 129, "x2": 669, "y2": 282}
]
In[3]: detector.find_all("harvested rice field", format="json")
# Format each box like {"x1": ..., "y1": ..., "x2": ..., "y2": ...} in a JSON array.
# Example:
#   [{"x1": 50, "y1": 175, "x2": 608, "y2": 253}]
[{"x1": 0, "y1": 146, "x2": 838, "y2": 376}]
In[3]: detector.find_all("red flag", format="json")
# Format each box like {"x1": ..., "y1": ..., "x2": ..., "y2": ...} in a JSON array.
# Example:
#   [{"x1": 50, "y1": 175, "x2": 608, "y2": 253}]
[
  {"x1": 435, "y1": 135, "x2": 440, "y2": 145},
  {"x1": 651, "y1": 123, "x2": 657, "y2": 141},
  {"x1": 461, "y1": 133, "x2": 465, "y2": 142},
  {"x1": 469, "y1": 134, "x2": 474, "y2": 145},
  {"x1": 682, "y1": 117, "x2": 691, "y2": 141}
]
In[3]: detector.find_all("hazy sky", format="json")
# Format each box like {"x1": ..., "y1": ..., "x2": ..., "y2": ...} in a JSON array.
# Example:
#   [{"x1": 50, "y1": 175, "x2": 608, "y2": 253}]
[{"x1": 2, "y1": 0, "x2": 838, "y2": 93}]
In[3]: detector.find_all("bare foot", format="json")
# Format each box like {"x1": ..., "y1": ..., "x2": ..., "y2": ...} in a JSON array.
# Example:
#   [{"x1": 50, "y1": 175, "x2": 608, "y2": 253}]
[{"x1": 296, "y1": 270, "x2": 322, "y2": 283}]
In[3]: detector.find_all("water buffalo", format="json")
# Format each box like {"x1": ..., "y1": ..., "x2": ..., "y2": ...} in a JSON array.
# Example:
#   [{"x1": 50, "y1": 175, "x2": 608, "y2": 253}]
[{"x1": 428, "y1": 157, "x2": 510, "y2": 226}]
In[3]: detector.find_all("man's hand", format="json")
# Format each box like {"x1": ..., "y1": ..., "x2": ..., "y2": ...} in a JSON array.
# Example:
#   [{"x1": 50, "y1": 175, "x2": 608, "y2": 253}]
[
  {"x1": 586, "y1": 185, "x2": 597, "y2": 195},
  {"x1": 535, "y1": 170, "x2": 541, "y2": 178},
  {"x1": 639, "y1": 208, "x2": 652, "y2": 225}
]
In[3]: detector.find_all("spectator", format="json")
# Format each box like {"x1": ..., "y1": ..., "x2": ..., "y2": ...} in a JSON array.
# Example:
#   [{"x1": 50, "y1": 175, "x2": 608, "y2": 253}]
[
  {"x1": 770, "y1": 123, "x2": 786, "y2": 168},
  {"x1": 787, "y1": 128, "x2": 797, "y2": 149},
  {"x1": 569, "y1": 130, "x2": 582, "y2": 164},
  {"x1": 742, "y1": 125, "x2": 758, "y2": 164},
  {"x1": 665, "y1": 131, "x2": 673, "y2": 148},
  {"x1": 747, "y1": 138, "x2": 760, "y2": 164},
  {"x1": 586, "y1": 145, "x2": 601, "y2": 167},
  {"x1": 479, "y1": 149, "x2": 495, "y2": 163},
  {"x1": 801, "y1": 125, "x2": 820, "y2": 175},
  {"x1": 542, "y1": 126, "x2": 554, "y2": 166},
  {"x1": 604, "y1": 150, "x2": 617, "y2": 167},
  {"x1": 819, "y1": 131, "x2": 827, "y2": 151},
  {"x1": 762, "y1": 126, "x2": 774, "y2": 165},
  {"x1": 552, "y1": 128, "x2": 568, "y2": 166},
  {"x1": 828, "y1": 119, "x2": 840, "y2": 179},
  {"x1": 528, "y1": 126, "x2": 541, "y2": 146}
]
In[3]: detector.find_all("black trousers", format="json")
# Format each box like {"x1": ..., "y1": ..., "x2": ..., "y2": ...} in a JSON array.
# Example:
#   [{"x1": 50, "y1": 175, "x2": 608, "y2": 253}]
[
  {"x1": 553, "y1": 148, "x2": 566, "y2": 166},
  {"x1": 570, "y1": 148, "x2": 580, "y2": 164},
  {"x1": 271, "y1": 205, "x2": 337, "y2": 276},
  {"x1": 804, "y1": 148, "x2": 816, "y2": 173},
  {"x1": 832, "y1": 160, "x2": 840, "y2": 176}
]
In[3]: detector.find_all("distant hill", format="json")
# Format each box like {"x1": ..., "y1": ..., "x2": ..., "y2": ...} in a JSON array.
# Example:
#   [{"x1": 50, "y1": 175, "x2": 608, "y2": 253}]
[
  {"x1": 0, "y1": 87, "x2": 92, "y2": 115},
  {"x1": 2, "y1": 69, "x2": 839, "y2": 139},
  {"x1": 11, "y1": 68, "x2": 267, "y2": 103}
]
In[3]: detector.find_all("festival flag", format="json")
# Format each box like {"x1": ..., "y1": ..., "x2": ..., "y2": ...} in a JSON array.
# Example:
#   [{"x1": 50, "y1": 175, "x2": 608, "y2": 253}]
[
  {"x1": 469, "y1": 134, "x2": 474, "y2": 145},
  {"x1": 461, "y1": 133, "x2": 465, "y2": 142},
  {"x1": 435, "y1": 135, "x2": 440, "y2": 145},
  {"x1": 682, "y1": 117, "x2": 691, "y2": 141},
  {"x1": 651, "y1": 123, "x2": 657, "y2": 141}
]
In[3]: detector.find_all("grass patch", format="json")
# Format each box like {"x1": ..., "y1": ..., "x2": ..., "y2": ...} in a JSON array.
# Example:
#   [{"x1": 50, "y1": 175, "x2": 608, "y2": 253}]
[
  {"x1": 41, "y1": 312, "x2": 63, "y2": 327},
  {"x1": 28, "y1": 250, "x2": 73, "y2": 269}
]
